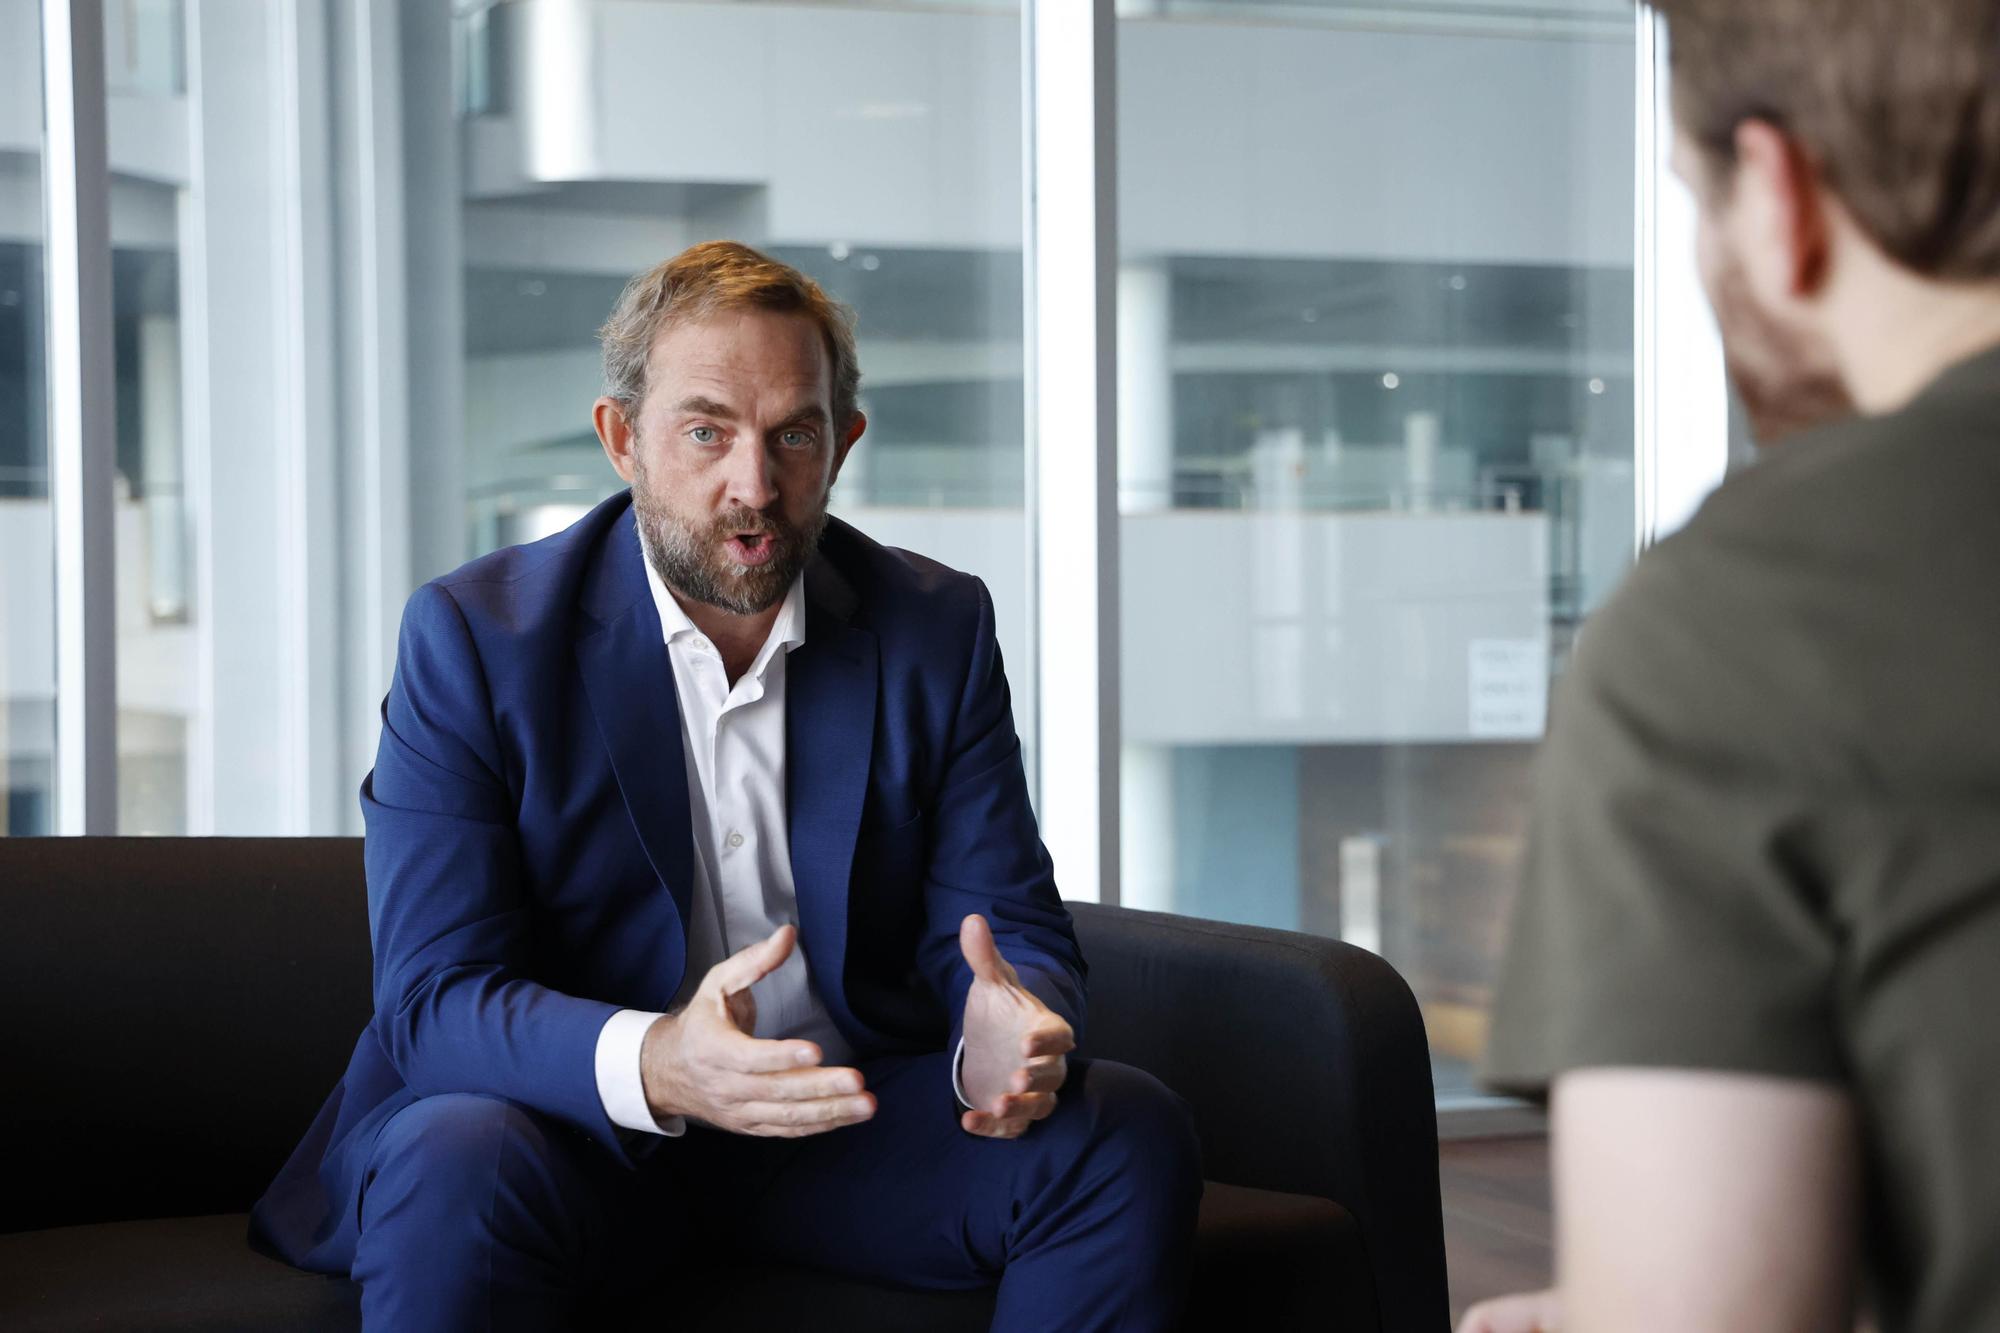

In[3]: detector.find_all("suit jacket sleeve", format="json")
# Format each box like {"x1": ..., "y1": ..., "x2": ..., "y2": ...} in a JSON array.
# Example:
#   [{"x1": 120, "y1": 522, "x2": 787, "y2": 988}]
[
  {"x1": 917, "y1": 578, "x2": 1087, "y2": 1052},
  {"x1": 362, "y1": 581, "x2": 623, "y2": 1145}
]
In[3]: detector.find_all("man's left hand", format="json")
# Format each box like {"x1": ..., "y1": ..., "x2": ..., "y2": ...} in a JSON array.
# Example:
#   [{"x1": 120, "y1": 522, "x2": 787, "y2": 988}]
[{"x1": 957, "y1": 914, "x2": 1075, "y2": 1139}]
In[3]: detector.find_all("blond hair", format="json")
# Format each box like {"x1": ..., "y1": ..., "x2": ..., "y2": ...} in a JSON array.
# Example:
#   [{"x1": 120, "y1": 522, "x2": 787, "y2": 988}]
[{"x1": 598, "y1": 240, "x2": 863, "y2": 423}]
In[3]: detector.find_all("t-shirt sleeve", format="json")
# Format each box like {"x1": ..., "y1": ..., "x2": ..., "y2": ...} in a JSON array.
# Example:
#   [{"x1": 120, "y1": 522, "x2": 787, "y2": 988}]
[{"x1": 1481, "y1": 550, "x2": 1847, "y2": 1097}]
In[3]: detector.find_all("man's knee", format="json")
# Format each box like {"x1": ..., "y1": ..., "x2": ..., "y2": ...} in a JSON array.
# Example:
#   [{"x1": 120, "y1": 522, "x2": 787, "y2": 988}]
[
  {"x1": 364, "y1": 1093, "x2": 570, "y2": 1229},
  {"x1": 1054, "y1": 1059, "x2": 1203, "y2": 1194},
  {"x1": 355, "y1": 1095, "x2": 608, "y2": 1325}
]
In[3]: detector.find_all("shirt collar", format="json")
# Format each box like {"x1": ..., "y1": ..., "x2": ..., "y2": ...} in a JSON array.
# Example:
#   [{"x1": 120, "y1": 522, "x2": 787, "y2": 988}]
[{"x1": 641, "y1": 543, "x2": 807, "y2": 674}]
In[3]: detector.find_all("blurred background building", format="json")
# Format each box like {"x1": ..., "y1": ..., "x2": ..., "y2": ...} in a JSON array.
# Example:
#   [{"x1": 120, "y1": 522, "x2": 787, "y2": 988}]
[{"x1": 2, "y1": 0, "x2": 1725, "y2": 1104}]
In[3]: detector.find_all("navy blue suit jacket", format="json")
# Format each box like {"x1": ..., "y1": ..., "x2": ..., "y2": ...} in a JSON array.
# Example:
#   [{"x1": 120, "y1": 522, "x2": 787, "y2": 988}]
[{"x1": 251, "y1": 493, "x2": 1085, "y2": 1269}]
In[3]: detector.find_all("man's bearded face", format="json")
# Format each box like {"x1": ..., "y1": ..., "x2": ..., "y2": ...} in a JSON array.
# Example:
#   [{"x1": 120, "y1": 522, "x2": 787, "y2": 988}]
[
  {"x1": 632, "y1": 448, "x2": 827, "y2": 616},
  {"x1": 621, "y1": 309, "x2": 848, "y2": 615}
]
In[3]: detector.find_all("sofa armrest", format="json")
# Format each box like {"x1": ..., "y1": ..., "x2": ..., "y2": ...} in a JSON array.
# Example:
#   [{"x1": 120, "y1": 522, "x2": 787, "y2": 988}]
[{"x1": 1067, "y1": 902, "x2": 1449, "y2": 1333}]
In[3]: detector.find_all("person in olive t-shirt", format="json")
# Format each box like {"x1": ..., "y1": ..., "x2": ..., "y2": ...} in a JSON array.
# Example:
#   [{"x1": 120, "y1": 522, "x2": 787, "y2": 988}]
[{"x1": 1457, "y1": 3, "x2": 2000, "y2": 1333}]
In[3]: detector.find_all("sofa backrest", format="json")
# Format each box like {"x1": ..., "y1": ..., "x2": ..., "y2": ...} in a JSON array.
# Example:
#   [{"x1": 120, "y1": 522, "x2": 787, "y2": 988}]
[
  {"x1": 0, "y1": 838, "x2": 1447, "y2": 1333},
  {"x1": 0, "y1": 838, "x2": 372, "y2": 1233}
]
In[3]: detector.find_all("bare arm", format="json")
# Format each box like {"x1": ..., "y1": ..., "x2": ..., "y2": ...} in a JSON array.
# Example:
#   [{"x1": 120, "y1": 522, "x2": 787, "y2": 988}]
[{"x1": 1554, "y1": 1068, "x2": 1862, "y2": 1333}]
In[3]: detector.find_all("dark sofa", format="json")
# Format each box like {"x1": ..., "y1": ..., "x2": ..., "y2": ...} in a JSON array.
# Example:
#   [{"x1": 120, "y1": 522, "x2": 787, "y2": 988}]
[{"x1": 0, "y1": 837, "x2": 1448, "y2": 1330}]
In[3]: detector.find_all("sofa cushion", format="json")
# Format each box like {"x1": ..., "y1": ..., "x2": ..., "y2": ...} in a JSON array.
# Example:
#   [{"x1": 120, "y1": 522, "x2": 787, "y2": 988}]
[
  {"x1": 0, "y1": 1214, "x2": 358, "y2": 1333},
  {"x1": 0, "y1": 1183, "x2": 1371, "y2": 1331}
]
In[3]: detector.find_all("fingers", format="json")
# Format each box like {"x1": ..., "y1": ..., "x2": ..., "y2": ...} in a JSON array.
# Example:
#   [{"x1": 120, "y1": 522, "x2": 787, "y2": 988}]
[
  {"x1": 960, "y1": 1109, "x2": 1026, "y2": 1139},
  {"x1": 707, "y1": 925, "x2": 797, "y2": 996},
  {"x1": 963, "y1": 1092, "x2": 1058, "y2": 1138},
  {"x1": 739, "y1": 1092, "x2": 877, "y2": 1137},
  {"x1": 958, "y1": 914, "x2": 1017, "y2": 987},
  {"x1": 1010, "y1": 1056, "x2": 1067, "y2": 1095},
  {"x1": 959, "y1": 1091, "x2": 1058, "y2": 1140},
  {"x1": 740, "y1": 1064, "x2": 867, "y2": 1102},
  {"x1": 991, "y1": 1090, "x2": 1057, "y2": 1120},
  {"x1": 1020, "y1": 1019, "x2": 1076, "y2": 1061},
  {"x1": 716, "y1": 1032, "x2": 825, "y2": 1074}
]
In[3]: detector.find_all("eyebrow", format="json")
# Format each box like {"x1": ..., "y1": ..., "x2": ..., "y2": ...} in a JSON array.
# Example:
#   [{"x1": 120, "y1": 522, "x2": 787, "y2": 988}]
[
  {"x1": 667, "y1": 398, "x2": 828, "y2": 430},
  {"x1": 772, "y1": 405, "x2": 830, "y2": 430},
  {"x1": 671, "y1": 395, "x2": 736, "y2": 419}
]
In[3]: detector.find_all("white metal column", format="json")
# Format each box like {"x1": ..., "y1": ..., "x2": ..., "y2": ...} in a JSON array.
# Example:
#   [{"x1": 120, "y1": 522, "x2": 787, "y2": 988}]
[
  {"x1": 335, "y1": 0, "x2": 415, "y2": 828},
  {"x1": 181, "y1": 0, "x2": 343, "y2": 833},
  {"x1": 1028, "y1": 0, "x2": 1120, "y2": 904},
  {"x1": 43, "y1": 0, "x2": 118, "y2": 834},
  {"x1": 1635, "y1": 6, "x2": 1729, "y2": 547}
]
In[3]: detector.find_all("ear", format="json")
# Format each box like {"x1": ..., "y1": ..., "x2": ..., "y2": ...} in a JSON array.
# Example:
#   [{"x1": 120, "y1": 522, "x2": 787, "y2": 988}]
[
  {"x1": 593, "y1": 396, "x2": 639, "y2": 484},
  {"x1": 1730, "y1": 119, "x2": 1834, "y2": 304},
  {"x1": 829, "y1": 410, "x2": 867, "y2": 486}
]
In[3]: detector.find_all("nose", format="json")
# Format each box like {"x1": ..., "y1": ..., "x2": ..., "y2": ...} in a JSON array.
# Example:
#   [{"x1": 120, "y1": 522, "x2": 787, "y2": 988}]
[{"x1": 720, "y1": 436, "x2": 778, "y2": 512}]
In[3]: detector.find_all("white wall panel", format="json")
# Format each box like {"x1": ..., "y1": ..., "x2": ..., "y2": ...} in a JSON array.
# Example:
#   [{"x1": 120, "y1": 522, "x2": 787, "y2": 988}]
[
  {"x1": 489, "y1": 2, "x2": 1630, "y2": 267},
  {"x1": 827, "y1": 505, "x2": 1548, "y2": 748}
]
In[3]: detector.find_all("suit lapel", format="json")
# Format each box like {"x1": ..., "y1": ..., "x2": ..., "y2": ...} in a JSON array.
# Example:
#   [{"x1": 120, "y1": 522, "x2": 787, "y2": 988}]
[
  {"x1": 575, "y1": 508, "x2": 695, "y2": 927},
  {"x1": 787, "y1": 552, "x2": 878, "y2": 1039}
]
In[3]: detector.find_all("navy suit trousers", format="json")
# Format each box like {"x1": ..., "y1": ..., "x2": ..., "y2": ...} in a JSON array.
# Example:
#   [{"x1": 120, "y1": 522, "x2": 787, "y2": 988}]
[{"x1": 348, "y1": 1053, "x2": 1202, "y2": 1332}]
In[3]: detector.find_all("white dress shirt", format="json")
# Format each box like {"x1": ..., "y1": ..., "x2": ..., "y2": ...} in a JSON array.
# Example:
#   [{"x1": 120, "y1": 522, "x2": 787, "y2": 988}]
[{"x1": 593, "y1": 560, "x2": 856, "y2": 1136}]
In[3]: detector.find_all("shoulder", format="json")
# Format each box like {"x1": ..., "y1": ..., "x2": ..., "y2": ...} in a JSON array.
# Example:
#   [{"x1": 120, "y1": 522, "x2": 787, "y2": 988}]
[
  {"x1": 816, "y1": 516, "x2": 994, "y2": 637},
  {"x1": 410, "y1": 492, "x2": 632, "y2": 642},
  {"x1": 1566, "y1": 399, "x2": 1975, "y2": 778},
  {"x1": 1675, "y1": 385, "x2": 2000, "y2": 580}
]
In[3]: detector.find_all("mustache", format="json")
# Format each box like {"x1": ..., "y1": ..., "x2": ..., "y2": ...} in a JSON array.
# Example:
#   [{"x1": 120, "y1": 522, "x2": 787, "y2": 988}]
[{"x1": 706, "y1": 507, "x2": 789, "y2": 539}]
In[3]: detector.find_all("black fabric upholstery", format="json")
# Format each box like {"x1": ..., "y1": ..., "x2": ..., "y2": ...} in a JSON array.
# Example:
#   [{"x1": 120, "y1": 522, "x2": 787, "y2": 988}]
[
  {"x1": 1068, "y1": 903, "x2": 1449, "y2": 1333},
  {"x1": 0, "y1": 838, "x2": 1446, "y2": 1330},
  {"x1": 0, "y1": 1185, "x2": 1371, "y2": 1333},
  {"x1": 0, "y1": 1216, "x2": 360, "y2": 1333},
  {"x1": 0, "y1": 838, "x2": 373, "y2": 1233}
]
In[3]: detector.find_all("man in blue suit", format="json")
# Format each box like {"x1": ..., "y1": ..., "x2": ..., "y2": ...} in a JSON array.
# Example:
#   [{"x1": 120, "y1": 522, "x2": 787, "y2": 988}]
[{"x1": 250, "y1": 241, "x2": 1201, "y2": 1330}]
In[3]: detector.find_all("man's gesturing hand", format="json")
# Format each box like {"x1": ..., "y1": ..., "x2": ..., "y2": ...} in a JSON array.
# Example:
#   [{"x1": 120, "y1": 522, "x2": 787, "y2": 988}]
[
  {"x1": 957, "y1": 914, "x2": 1075, "y2": 1139},
  {"x1": 639, "y1": 925, "x2": 875, "y2": 1137}
]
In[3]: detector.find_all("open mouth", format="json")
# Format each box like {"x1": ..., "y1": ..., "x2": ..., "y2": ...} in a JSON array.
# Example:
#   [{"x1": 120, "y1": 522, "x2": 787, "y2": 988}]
[{"x1": 724, "y1": 530, "x2": 777, "y2": 568}]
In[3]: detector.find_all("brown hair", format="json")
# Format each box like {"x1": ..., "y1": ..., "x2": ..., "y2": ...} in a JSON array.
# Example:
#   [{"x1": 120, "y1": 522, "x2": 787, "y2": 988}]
[
  {"x1": 598, "y1": 240, "x2": 862, "y2": 424},
  {"x1": 1655, "y1": 0, "x2": 2000, "y2": 279}
]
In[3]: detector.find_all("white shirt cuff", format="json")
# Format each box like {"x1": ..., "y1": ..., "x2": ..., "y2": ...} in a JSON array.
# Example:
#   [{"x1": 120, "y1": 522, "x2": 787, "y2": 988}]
[
  {"x1": 951, "y1": 1036, "x2": 971, "y2": 1109},
  {"x1": 594, "y1": 1008, "x2": 684, "y2": 1137}
]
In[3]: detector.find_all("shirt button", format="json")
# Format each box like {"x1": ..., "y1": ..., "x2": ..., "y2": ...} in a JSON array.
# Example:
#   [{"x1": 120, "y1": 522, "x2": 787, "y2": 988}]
[{"x1": 726, "y1": 830, "x2": 745, "y2": 850}]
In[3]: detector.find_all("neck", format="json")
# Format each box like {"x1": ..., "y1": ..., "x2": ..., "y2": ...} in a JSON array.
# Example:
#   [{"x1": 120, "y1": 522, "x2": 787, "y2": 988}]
[
  {"x1": 1828, "y1": 264, "x2": 2000, "y2": 415},
  {"x1": 671, "y1": 589, "x2": 781, "y2": 684}
]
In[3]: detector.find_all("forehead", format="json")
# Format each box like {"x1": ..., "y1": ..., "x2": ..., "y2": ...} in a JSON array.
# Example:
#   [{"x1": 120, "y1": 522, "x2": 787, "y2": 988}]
[{"x1": 646, "y1": 308, "x2": 831, "y2": 406}]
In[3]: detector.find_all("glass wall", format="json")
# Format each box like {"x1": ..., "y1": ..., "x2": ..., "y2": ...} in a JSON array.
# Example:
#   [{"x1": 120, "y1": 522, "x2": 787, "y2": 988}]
[
  {"x1": 105, "y1": 0, "x2": 191, "y2": 833},
  {"x1": 0, "y1": 0, "x2": 50, "y2": 834},
  {"x1": 14, "y1": 1, "x2": 1714, "y2": 1114},
  {"x1": 454, "y1": 0, "x2": 1032, "y2": 669},
  {"x1": 1115, "y1": 0, "x2": 1639, "y2": 1100}
]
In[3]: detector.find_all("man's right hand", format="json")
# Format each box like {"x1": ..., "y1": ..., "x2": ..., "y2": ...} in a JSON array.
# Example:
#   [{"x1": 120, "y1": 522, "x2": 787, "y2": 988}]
[{"x1": 639, "y1": 925, "x2": 875, "y2": 1137}]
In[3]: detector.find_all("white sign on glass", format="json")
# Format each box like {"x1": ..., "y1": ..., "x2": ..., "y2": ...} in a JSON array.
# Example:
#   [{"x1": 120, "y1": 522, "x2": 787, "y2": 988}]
[{"x1": 1468, "y1": 638, "x2": 1549, "y2": 739}]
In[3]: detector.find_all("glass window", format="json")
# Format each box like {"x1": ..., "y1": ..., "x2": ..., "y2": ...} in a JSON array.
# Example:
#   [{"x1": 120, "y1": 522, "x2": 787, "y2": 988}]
[
  {"x1": 454, "y1": 0, "x2": 1031, "y2": 672},
  {"x1": 1, "y1": 0, "x2": 50, "y2": 835},
  {"x1": 1116, "y1": 0, "x2": 1639, "y2": 1102},
  {"x1": 105, "y1": 0, "x2": 191, "y2": 830}
]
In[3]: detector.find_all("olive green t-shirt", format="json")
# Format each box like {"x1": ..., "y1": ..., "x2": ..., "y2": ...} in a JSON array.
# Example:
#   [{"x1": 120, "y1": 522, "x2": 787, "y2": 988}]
[{"x1": 1484, "y1": 342, "x2": 2000, "y2": 1333}]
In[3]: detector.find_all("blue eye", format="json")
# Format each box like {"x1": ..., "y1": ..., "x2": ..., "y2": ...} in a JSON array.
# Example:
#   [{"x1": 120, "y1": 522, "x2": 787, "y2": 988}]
[
  {"x1": 780, "y1": 430, "x2": 814, "y2": 449},
  {"x1": 689, "y1": 426, "x2": 719, "y2": 445}
]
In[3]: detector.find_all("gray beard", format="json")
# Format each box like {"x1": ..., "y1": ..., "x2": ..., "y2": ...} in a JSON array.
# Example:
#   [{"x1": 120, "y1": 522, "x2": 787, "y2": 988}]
[{"x1": 632, "y1": 488, "x2": 827, "y2": 617}]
